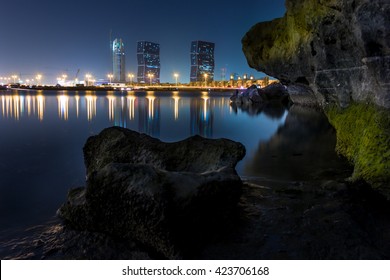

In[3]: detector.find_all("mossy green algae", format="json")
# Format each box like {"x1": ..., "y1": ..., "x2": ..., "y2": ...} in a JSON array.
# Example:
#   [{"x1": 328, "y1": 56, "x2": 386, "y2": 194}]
[{"x1": 326, "y1": 103, "x2": 390, "y2": 196}]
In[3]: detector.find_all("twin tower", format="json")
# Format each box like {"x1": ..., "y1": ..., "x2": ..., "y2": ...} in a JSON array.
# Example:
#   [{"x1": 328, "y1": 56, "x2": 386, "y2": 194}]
[{"x1": 112, "y1": 39, "x2": 215, "y2": 84}]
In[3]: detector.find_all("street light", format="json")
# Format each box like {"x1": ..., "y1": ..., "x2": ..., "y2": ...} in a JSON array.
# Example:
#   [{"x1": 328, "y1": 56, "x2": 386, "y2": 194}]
[
  {"x1": 128, "y1": 73, "x2": 134, "y2": 85},
  {"x1": 107, "y1": 74, "x2": 113, "y2": 83},
  {"x1": 204, "y1": 73, "x2": 208, "y2": 87},
  {"x1": 174, "y1": 73, "x2": 179, "y2": 87},
  {"x1": 11, "y1": 75, "x2": 18, "y2": 83},
  {"x1": 62, "y1": 74, "x2": 67, "y2": 85},
  {"x1": 85, "y1": 74, "x2": 91, "y2": 86},
  {"x1": 148, "y1": 73, "x2": 154, "y2": 86},
  {"x1": 36, "y1": 74, "x2": 42, "y2": 85}
]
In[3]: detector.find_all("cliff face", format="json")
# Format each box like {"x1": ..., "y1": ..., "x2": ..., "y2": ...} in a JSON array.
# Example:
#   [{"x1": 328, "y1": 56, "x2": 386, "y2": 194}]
[{"x1": 242, "y1": 0, "x2": 390, "y2": 108}]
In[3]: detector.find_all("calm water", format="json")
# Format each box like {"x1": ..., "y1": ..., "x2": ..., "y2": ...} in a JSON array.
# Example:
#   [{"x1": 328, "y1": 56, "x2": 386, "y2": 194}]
[{"x1": 0, "y1": 89, "x2": 290, "y2": 234}]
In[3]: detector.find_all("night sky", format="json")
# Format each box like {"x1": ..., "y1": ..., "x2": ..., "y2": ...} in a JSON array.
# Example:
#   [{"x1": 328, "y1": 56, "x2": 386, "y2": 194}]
[{"x1": 0, "y1": 0, "x2": 286, "y2": 84}]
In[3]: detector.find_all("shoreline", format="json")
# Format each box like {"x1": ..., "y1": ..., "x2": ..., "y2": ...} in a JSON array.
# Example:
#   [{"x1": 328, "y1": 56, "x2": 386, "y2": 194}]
[{"x1": 1, "y1": 85, "x2": 238, "y2": 94}]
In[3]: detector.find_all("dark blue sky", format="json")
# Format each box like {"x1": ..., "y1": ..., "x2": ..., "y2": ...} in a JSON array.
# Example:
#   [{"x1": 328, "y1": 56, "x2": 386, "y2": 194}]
[{"x1": 0, "y1": 0, "x2": 285, "y2": 83}]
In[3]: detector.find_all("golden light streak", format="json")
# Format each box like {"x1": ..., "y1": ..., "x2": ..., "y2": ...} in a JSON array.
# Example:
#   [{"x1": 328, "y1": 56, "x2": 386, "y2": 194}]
[
  {"x1": 127, "y1": 96, "x2": 136, "y2": 120},
  {"x1": 201, "y1": 96, "x2": 209, "y2": 121},
  {"x1": 26, "y1": 95, "x2": 31, "y2": 116},
  {"x1": 75, "y1": 95, "x2": 80, "y2": 118},
  {"x1": 85, "y1": 95, "x2": 97, "y2": 121},
  {"x1": 37, "y1": 94, "x2": 45, "y2": 121},
  {"x1": 57, "y1": 95, "x2": 69, "y2": 120},
  {"x1": 146, "y1": 96, "x2": 155, "y2": 119},
  {"x1": 172, "y1": 96, "x2": 180, "y2": 120},
  {"x1": 107, "y1": 95, "x2": 116, "y2": 121}
]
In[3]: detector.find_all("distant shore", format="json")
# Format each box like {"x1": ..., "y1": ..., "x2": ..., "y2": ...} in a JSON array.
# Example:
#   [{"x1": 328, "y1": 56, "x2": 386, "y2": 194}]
[{"x1": 1, "y1": 85, "x2": 239, "y2": 94}]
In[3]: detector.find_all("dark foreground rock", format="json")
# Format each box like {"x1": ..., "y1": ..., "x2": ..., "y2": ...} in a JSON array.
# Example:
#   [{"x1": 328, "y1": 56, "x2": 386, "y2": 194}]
[
  {"x1": 3, "y1": 179, "x2": 390, "y2": 260},
  {"x1": 58, "y1": 127, "x2": 245, "y2": 259}
]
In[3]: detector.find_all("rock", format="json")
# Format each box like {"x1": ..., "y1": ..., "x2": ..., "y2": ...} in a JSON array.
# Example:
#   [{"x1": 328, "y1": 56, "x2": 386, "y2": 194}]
[
  {"x1": 242, "y1": 0, "x2": 390, "y2": 198},
  {"x1": 83, "y1": 127, "x2": 245, "y2": 177},
  {"x1": 230, "y1": 83, "x2": 289, "y2": 105},
  {"x1": 258, "y1": 83, "x2": 289, "y2": 102},
  {"x1": 58, "y1": 127, "x2": 246, "y2": 259},
  {"x1": 242, "y1": 0, "x2": 390, "y2": 109}
]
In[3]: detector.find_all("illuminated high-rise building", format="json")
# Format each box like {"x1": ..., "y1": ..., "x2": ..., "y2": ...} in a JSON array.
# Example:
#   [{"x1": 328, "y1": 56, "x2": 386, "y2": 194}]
[
  {"x1": 190, "y1": 41, "x2": 215, "y2": 82},
  {"x1": 112, "y1": 38, "x2": 126, "y2": 82},
  {"x1": 137, "y1": 41, "x2": 160, "y2": 84}
]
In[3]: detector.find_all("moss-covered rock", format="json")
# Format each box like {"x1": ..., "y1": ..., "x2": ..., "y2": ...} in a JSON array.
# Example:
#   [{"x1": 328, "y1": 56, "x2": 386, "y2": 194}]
[
  {"x1": 242, "y1": 0, "x2": 390, "y2": 108},
  {"x1": 326, "y1": 103, "x2": 390, "y2": 197}
]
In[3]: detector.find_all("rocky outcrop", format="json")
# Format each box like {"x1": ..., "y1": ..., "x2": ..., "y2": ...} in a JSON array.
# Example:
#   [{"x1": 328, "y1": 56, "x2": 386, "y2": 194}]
[
  {"x1": 230, "y1": 83, "x2": 289, "y2": 105},
  {"x1": 58, "y1": 127, "x2": 245, "y2": 259},
  {"x1": 242, "y1": 0, "x2": 390, "y2": 108},
  {"x1": 242, "y1": 0, "x2": 390, "y2": 198}
]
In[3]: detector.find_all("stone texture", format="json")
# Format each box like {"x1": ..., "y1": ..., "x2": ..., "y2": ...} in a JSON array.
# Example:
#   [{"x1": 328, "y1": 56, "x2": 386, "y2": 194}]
[
  {"x1": 58, "y1": 127, "x2": 245, "y2": 259},
  {"x1": 230, "y1": 83, "x2": 289, "y2": 105},
  {"x1": 242, "y1": 0, "x2": 390, "y2": 108}
]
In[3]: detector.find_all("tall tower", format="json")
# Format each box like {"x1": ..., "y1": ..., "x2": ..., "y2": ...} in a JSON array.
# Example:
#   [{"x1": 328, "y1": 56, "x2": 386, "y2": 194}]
[
  {"x1": 190, "y1": 41, "x2": 215, "y2": 82},
  {"x1": 137, "y1": 41, "x2": 160, "y2": 84},
  {"x1": 112, "y1": 38, "x2": 126, "y2": 82}
]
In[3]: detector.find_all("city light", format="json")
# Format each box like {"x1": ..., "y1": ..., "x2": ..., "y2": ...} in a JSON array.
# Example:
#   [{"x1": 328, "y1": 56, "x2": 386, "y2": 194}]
[
  {"x1": 204, "y1": 73, "x2": 208, "y2": 87},
  {"x1": 36, "y1": 74, "x2": 42, "y2": 85},
  {"x1": 85, "y1": 74, "x2": 92, "y2": 86},
  {"x1": 147, "y1": 73, "x2": 154, "y2": 86},
  {"x1": 128, "y1": 73, "x2": 134, "y2": 85},
  {"x1": 107, "y1": 74, "x2": 113, "y2": 83},
  {"x1": 174, "y1": 73, "x2": 179, "y2": 87}
]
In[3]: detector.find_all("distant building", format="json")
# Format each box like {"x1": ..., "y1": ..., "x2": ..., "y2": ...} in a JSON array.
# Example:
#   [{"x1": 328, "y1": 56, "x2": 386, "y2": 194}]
[
  {"x1": 137, "y1": 41, "x2": 160, "y2": 84},
  {"x1": 190, "y1": 41, "x2": 215, "y2": 83},
  {"x1": 112, "y1": 38, "x2": 126, "y2": 82}
]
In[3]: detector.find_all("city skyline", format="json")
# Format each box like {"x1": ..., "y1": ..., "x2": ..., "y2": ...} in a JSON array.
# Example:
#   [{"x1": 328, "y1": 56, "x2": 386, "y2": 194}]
[{"x1": 0, "y1": 0, "x2": 286, "y2": 83}]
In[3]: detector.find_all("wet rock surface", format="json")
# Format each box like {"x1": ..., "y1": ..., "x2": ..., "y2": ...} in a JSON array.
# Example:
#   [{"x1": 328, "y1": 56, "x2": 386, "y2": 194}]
[
  {"x1": 202, "y1": 179, "x2": 390, "y2": 259},
  {"x1": 57, "y1": 127, "x2": 245, "y2": 259},
  {"x1": 3, "y1": 178, "x2": 390, "y2": 260},
  {"x1": 230, "y1": 84, "x2": 289, "y2": 105}
]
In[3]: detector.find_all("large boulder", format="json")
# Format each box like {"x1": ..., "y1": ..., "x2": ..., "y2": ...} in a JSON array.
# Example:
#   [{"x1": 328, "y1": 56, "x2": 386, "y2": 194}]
[
  {"x1": 242, "y1": 0, "x2": 390, "y2": 109},
  {"x1": 58, "y1": 127, "x2": 246, "y2": 258}
]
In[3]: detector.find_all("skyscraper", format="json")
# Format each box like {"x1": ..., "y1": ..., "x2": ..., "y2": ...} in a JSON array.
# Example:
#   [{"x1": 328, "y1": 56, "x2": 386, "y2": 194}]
[
  {"x1": 112, "y1": 38, "x2": 126, "y2": 82},
  {"x1": 137, "y1": 41, "x2": 160, "y2": 84},
  {"x1": 190, "y1": 41, "x2": 215, "y2": 83}
]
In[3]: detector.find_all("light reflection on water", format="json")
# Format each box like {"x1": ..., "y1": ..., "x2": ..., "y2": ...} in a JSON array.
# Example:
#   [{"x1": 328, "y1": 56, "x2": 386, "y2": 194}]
[{"x1": 0, "y1": 90, "x2": 288, "y2": 232}]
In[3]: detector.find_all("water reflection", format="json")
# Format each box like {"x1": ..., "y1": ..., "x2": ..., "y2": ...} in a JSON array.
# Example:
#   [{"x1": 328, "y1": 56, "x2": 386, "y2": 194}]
[
  {"x1": 1, "y1": 93, "x2": 246, "y2": 141},
  {"x1": 57, "y1": 95, "x2": 69, "y2": 120},
  {"x1": 139, "y1": 94, "x2": 160, "y2": 137},
  {"x1": 107, "y1": 95, "x2": 116, "y2": 121},
  {"x1": 75, "y1": 95, "x2": 80, "y2": 118},
  {"x1": 190, "y1": 96, "x2": 213, "y2": 137},
  {"x1": 85, "y1": 95, "x2": 97, "y2": 121},
  {"x1": 230, "y1": 101, "x2": 287, "y2": 119},
  {"x1": 1, "y1": 94, "x2": 45, "y2": 121},
  {"x1": 244, "y1": 105, "x2": 350, "y2": 181},
  {"x1": 172, "y1": 96, "x2": 180, "y2": 120}
]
